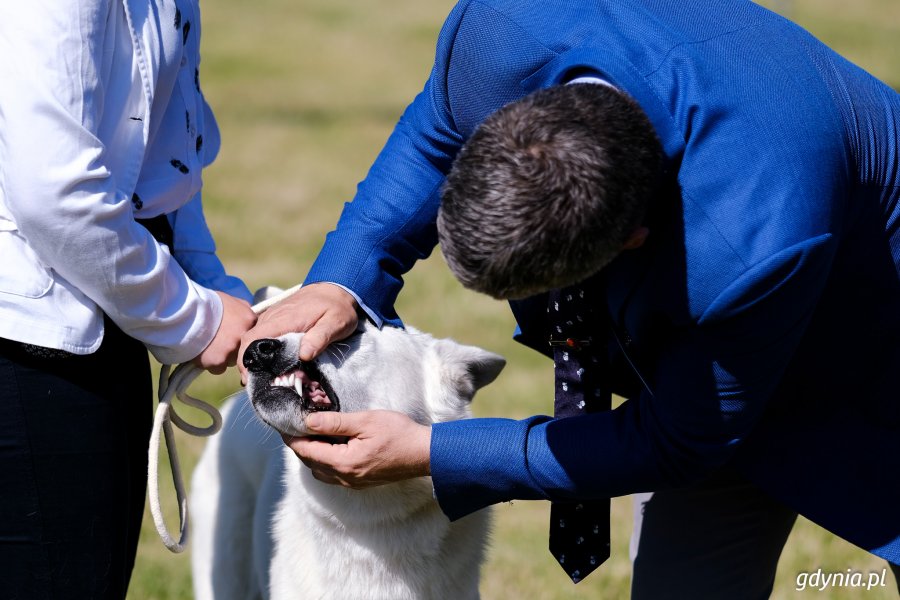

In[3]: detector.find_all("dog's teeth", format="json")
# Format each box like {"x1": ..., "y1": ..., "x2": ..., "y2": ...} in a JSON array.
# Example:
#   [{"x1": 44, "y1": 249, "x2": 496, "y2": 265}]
[{"x1": 294, "y1": 379, "x2": 303, "y2": 396}]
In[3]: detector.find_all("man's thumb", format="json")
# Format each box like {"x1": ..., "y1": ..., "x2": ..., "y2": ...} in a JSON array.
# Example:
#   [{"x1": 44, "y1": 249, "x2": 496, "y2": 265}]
[
  {"x1": 299, "y1": 327, "x2": 329, "y2": 362},
  {"x1": 305, "y1": 411, "x2": 352, "y2": 435}
]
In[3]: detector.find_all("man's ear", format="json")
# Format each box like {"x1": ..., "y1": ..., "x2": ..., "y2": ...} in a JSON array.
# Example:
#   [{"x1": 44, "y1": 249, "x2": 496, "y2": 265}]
[{"x1": 622, "y1": 226, "x2": 649, "y2": 251}]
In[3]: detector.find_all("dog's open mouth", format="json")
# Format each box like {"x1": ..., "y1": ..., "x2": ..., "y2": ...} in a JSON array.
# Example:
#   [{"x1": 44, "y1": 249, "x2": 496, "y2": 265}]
[
  {"x1": 269, "y1": 361, "x2": 340, "y2": 413},
  {"x1": 244, "y1": 336, "x2": 346, "y2": 437}
]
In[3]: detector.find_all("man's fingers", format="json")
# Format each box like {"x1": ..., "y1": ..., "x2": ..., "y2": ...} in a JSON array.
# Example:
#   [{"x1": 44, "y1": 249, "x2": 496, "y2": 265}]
[
  {"x1": 285, "y1": 434, "x2": 357, "y2": 487},
  {"x1": 247, "y1": 306, "x2": 314, "y2": 344},
  {"x1": 304, "y1": 411, "x2": 359, "y2": 437},
  {"x1": 238, "y1": 303, "x2": 313, "y2": 381},
  {"x1": 298, "y1": 311, "x2": 358, "y2": 361},
  {"x1": 297, "y1": 326, "x2": 332, "y2": 362},
  {"x1": 239, "y1": 283, "x2": 360, "y2": 377},
  {"x1": 286, "y1": 435, "x2": 337, "y2": 464}
]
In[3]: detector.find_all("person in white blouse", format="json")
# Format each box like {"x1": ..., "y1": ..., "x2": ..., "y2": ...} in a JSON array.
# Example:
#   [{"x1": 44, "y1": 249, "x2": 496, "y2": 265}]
[{"x1": 0, "y1": 1, "x2": 256, "y2": 597}]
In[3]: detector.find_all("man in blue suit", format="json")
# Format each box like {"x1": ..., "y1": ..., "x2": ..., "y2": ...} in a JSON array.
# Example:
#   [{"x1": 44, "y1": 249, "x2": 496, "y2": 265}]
[{"x1": 241, "y1": 0, "x2": 900, "y2": 595}]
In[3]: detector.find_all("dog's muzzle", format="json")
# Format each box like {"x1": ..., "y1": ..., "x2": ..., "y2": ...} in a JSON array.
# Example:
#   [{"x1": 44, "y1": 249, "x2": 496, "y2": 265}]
[
  {"x1": 244, "y1": 338, "x2": 339, "y2": 413},
  {"x1": 243, "y1": 338, "x2": 284, "y2": 373}
]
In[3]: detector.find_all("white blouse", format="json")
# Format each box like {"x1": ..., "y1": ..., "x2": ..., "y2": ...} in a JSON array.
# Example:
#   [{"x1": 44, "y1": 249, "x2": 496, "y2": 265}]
[{"x1": 0, "y1": 0, "x2": 250, "y2": 364}]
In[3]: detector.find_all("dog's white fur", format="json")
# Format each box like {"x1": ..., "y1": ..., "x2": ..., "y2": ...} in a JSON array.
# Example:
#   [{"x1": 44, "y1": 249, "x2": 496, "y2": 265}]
[{"x1": 190, "y1": 322, "x2": 504, "y2": 599}]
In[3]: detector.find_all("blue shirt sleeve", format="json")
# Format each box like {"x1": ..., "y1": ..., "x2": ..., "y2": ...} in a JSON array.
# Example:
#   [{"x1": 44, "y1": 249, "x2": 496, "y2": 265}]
[{"x1": 303, "y1": 1, "x2": 473, "y2": 326}]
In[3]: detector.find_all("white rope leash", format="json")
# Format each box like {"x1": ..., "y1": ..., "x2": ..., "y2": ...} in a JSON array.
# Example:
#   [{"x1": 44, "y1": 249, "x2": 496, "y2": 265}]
[{"x1": 148, "y1": 283, "x2": 303, "y2": 553}]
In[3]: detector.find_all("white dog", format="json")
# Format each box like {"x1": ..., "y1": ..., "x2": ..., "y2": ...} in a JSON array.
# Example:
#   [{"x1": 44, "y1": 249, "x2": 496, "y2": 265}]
[{"x1": 190, "y1": 322, "x2": 505, "y2": 600}]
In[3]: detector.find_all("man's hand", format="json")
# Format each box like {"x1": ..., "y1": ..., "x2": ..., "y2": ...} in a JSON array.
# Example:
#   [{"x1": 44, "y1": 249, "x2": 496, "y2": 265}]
[
  {"x1": 284, "y1": 410, "x2": 432, "y2": 489},
  {"x1": 192, "y1": 291, "x2": 257, "y2": 374},
  {"x1": 239, "y1": 283, "x2": 359, "y2": 384}
]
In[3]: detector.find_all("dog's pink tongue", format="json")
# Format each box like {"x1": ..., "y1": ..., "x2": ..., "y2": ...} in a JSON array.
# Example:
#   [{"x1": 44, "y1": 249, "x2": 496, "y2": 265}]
[
  {"x1": 307, "y1": 384, "x2": 330, "y2": 405},
  {"x1": 301, "y1": 374, "x2": 330, "y2": 406}
]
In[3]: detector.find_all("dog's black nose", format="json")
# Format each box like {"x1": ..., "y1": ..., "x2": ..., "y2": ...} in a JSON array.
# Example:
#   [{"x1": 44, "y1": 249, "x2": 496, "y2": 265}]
[{"x1": 243, "y1": 338, "x2": 283, "y2": 372}]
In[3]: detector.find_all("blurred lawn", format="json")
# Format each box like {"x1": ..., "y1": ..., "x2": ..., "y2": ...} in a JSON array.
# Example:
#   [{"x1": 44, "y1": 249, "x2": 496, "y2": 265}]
[{"x1": 129, "y1": 0, "x2": 900, "y2": 598}]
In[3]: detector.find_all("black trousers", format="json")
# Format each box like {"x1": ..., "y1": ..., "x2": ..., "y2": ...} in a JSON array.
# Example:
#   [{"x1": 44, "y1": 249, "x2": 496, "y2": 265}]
[
  {"x1": 0, "y1": 321, "x2": 152, "y2": 600},
  {"x1": 630, "y1": 468, "x2": 900, "y2": 598}
]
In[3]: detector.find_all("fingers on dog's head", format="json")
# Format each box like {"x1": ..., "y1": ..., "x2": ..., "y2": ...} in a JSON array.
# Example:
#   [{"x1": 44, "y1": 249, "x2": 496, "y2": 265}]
[{"x1": 298, "y1": 328, "x2": 332, "y2": 361}]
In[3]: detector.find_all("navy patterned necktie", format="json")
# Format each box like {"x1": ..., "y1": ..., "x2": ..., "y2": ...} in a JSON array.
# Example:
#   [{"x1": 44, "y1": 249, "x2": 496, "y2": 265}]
[{"x1": 547, "y1": 282, "x2": 611, "y2": 584}]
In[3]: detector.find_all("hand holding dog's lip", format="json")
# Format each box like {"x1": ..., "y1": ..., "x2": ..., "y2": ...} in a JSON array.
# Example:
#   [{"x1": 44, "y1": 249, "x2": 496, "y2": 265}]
[
  {"x1": 238, "y1": 283, "x2": 360, "y2": 385},
  {"x1": 285, "y1": 410, "x2": 432, "y2": 489}
]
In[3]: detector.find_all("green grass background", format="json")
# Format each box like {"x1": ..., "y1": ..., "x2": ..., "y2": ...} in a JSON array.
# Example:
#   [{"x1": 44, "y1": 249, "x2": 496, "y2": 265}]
[{"x1": 129, "y1": 1, "x2": 900, "y2": 598}]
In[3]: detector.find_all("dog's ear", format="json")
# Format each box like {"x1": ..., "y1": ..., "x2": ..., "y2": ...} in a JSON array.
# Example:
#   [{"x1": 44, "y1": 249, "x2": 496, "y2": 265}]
[
  {"x1": 434, "y1": 338, "x2": 506, "y2": 400},
  {"x1": 464, "y1": 346, "x2": 506, "y2": 392}
]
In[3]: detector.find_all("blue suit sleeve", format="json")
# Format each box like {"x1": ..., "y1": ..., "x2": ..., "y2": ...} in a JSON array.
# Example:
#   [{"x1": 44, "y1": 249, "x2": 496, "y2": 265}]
[
  {"x1": 303, "y1": 1, "x2": 472, "y2": 326},
  {"x1": 432, "y1": 234, "x2": 838, "y2": 520}
]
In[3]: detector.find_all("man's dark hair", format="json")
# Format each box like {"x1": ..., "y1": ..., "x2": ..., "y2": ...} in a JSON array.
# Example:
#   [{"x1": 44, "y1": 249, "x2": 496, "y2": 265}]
[{"x1": 438, "y1": 83, "x2": 663, "y2": 299}]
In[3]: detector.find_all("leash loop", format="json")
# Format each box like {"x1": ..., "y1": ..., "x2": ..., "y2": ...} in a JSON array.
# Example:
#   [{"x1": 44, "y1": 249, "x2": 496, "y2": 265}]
[{"x1": 148, "y1": 284, "x2": 302, "y2": 552}]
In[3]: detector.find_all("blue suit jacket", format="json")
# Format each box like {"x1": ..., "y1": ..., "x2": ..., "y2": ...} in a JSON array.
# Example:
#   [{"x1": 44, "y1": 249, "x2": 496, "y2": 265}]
[{"x1": 306, "y1": 0, "x2": 900, "y2": 562}]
